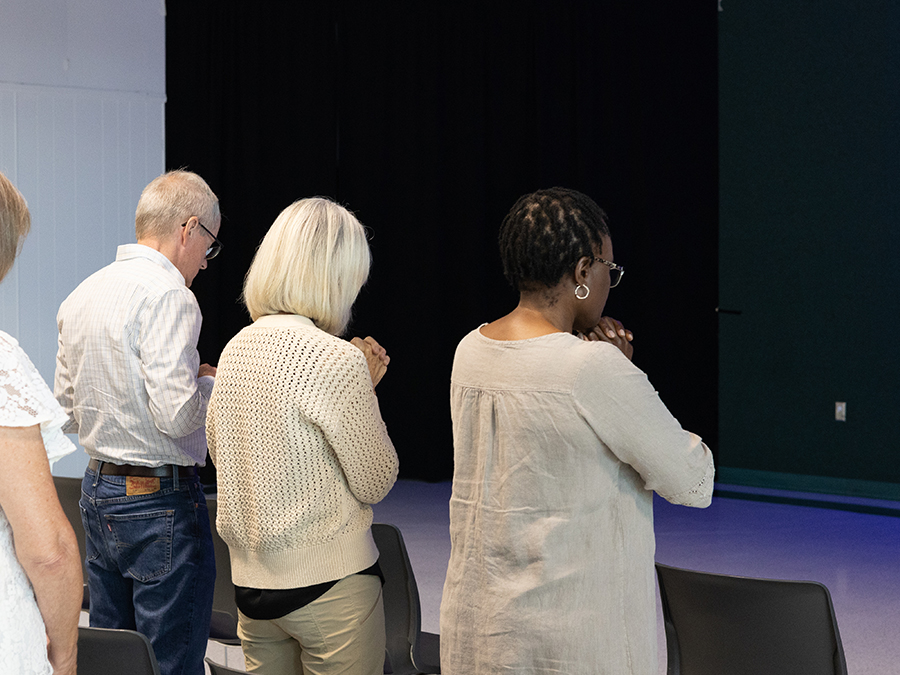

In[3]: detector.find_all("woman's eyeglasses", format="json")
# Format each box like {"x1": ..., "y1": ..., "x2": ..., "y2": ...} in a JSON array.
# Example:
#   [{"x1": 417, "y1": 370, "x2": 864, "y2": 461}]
[{"x1": 592, "y1": 257, "x2": 624, "y2": 288}]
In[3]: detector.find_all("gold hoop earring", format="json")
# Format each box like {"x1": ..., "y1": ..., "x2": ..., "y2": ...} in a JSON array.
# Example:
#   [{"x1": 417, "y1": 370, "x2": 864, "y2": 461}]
[{"x1": 575, "y1": 284, "x2": 590, "y2": 300}]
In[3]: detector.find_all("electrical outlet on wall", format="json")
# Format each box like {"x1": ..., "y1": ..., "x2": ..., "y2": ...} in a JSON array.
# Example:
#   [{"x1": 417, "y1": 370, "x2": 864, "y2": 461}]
[{"x1": 835, "y1": 402, "x2": 847, "y2": 421}]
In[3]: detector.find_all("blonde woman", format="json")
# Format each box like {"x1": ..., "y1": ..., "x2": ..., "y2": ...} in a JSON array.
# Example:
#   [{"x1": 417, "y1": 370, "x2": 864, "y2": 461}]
[
  {"x1": 207, "y1": 197, "x2": 398, "y2": 675},
  {"x1": 0, "y1": 171, "x2": 81, "y2": 675}
]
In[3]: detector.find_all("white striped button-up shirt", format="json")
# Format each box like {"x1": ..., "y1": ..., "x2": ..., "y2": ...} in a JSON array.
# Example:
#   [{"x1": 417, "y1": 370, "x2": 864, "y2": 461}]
[{"x1": 55, "y1": 244, "x2": 214, "y2": 466}]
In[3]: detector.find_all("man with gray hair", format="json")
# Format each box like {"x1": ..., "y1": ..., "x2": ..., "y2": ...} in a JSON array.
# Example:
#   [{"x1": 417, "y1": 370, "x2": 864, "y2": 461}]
[{"x1": 55, "y1": 170, "x2": 222, "y2": 675}]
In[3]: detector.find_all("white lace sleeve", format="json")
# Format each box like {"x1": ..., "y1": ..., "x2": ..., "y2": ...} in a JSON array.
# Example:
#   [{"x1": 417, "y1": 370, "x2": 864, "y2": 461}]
[{"x1": 0, "y1": 332, "x2": 76, "y2": 464}]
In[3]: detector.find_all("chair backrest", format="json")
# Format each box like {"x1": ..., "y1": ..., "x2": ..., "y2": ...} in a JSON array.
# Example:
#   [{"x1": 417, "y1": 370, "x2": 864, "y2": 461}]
[
  {"x1": 372, "y1": 523, "x2": 441, "y2": 675},
  {"x1": 206, "y1": 497, "x2": 241, "y2": 643},
  {"x1": 53, "y1": 475, "x2": 90, "y2": 610},
  {"x1": 205, "y1": 656, "x2": 247, "y2": 674},
  {"x1": 656, "y1": 563, "x2": 848, "y2": 675},
  {"x1": 373, "y1": 523, "x2": 420, "y2": 674},
  {"x1": 77, "y1": 626, "x2": 161, "y2": 675}
]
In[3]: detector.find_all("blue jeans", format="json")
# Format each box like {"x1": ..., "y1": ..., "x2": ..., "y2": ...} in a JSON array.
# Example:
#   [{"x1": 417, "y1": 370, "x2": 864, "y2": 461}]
[{"x1": 80, "y1": 467, "x2": 216, "y2": 675}]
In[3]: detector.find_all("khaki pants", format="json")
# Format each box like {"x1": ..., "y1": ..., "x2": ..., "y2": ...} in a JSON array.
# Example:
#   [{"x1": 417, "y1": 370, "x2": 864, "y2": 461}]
[{"x1": 238, "y1": 574, "x2": 386, "y2": 675}]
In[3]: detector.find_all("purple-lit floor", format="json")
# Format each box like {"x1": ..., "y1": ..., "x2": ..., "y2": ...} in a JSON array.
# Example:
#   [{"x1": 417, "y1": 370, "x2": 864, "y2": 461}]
[{"x1": 372, "y1": 480, "x2": 900, "y2": 675}]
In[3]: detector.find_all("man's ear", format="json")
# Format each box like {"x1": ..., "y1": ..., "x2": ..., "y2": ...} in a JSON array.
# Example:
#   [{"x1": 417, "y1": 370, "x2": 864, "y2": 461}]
[{"x1": 180, "y1": 216, "x2": 197, "y2": 246}]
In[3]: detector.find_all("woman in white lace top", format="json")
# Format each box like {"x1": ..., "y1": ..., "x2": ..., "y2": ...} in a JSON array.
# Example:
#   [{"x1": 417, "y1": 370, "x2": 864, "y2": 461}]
[
  {"x1": 0, "y1": 172, "x2": 82, "y2": 675},
  {"x1": 440, "y1": 188, "x2": 715, "y2": 675}
]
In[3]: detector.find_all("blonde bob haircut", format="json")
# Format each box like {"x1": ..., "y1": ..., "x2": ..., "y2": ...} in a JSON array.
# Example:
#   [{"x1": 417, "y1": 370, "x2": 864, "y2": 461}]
[
  {"x1": 243, "y1": 197, "x2": 371, "y2": 335},
  {"x1": 0, "y1": 171, "x2": 31, "y2": 283}
]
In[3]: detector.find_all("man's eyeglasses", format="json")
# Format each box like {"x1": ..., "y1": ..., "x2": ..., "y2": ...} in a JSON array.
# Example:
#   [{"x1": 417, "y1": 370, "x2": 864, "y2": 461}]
[
  {"x1": 182, "y1": 220, "x2": 224, "y2": 260},
  {"x1": 592, "y1": 257, "x2": 624, "y2": 288}
]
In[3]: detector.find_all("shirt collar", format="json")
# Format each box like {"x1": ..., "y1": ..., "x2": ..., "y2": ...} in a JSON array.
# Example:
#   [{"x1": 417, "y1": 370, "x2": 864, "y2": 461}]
[
  {"x1": 253, "y1": 314, "x2": 318, "y2": 329},
  {"x1": 115, "y1": 244, "x2": 185, "y2": 285}
]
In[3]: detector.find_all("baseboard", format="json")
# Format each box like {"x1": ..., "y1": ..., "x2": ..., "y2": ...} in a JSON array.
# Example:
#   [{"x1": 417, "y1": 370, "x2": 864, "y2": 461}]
[{"x1": 717, "y1": 467, "x2": 900, "y2": 502}]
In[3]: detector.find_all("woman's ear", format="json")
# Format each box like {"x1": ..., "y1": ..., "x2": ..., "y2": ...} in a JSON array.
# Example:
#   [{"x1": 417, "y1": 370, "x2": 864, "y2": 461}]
[{"x1": 573, "y1": 256, "x2": 593, "y2": 283}]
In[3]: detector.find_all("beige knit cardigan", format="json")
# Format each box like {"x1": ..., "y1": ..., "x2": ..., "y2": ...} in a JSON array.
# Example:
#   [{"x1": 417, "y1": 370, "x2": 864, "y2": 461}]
[{"x1": 207, "y1": 314, "x2": 399, "y2": 589}]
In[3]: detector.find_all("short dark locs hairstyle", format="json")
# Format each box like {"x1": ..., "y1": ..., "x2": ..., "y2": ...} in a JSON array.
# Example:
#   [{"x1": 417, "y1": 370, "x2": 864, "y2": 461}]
[{"x1": 498, "y1": 187, "x2": 610, "y2": 292}]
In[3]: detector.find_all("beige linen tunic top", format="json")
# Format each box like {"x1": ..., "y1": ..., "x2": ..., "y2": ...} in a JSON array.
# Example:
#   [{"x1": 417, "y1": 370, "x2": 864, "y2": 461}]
[{"x1": 440, "y1": 329, "x2": 714, "y2": 675}]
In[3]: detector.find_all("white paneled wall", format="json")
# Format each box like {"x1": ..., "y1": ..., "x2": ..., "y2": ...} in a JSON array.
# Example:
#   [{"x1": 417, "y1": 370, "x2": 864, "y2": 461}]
[
  {"x1": 0, "y1": 0, "x2": 165, "y2": 477},
  {"x1": 0, "y1": 84, "x2": 165, "y2": 476}
]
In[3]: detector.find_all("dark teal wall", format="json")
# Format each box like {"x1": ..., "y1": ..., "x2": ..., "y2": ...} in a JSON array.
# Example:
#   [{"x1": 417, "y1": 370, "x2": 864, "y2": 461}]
[{"x1": 719, "y1": 3, "x2": 900, "y2": 496}]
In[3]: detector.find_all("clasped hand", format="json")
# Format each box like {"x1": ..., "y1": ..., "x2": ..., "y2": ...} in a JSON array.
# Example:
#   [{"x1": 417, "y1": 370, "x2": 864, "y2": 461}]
[
  {"x1": 579, "y1": 316, "x2": 634, "y2": 360},
  {"x1": 351, "y1": 336, "x2": 390, "y2": 386}
]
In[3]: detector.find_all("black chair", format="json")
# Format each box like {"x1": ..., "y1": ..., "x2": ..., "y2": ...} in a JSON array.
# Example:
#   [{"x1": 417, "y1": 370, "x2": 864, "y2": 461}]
[
  {"x1": 205, "y1": 655, "x2": 246, "y2": 674},
  {"x1": 206, "y1": 497, "x2": 242, "y2": 645},
  {"x1": 372, "y1": 523, "x2": 441, "y2": 674},
  {"x1": 77, "y1": 626, "x2": 160, "y2": 675},
  {"x1": 53, "y1": 475, "x2": 90, "y2": 610},
  {"x1": 656, "y1": 563, "x2": 848, "y2": 675}
]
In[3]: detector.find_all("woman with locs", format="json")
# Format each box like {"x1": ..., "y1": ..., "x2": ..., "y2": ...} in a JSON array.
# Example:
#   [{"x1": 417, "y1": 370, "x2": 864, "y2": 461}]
[{"x1": 440, "y1": 187, "x2": 715, "y2": 675}]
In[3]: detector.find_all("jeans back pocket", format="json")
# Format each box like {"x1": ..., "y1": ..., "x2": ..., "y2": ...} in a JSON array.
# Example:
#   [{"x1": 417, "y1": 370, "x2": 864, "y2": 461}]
[{"x1": 105, "y1": 509, "x2": 175, "y2": 582}]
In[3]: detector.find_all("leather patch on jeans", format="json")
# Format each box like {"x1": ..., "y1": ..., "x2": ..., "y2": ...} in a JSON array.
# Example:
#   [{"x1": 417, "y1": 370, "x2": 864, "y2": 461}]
[{"x1": 126, "y1": 476, "x2": 160, "y2": 496}]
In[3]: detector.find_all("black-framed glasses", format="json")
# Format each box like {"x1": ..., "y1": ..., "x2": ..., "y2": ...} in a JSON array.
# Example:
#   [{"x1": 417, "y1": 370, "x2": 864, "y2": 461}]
[
  {"x1": 181, "y1": 220, "x2": 224, "y2": 260},
  {"x1": 592, "y1": 257, "x2": 624, "y2": 288}
]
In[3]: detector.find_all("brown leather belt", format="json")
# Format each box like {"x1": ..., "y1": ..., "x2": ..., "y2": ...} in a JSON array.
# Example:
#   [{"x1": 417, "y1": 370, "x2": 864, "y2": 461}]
[{"x1": 88, "y1": 458, "x2": 197, "y2": 478}]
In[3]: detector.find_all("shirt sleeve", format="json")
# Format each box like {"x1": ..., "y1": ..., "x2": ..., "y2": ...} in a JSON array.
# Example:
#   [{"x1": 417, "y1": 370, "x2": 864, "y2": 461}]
[
  {"x1": 315, "y1": 346, "x2": 399, "y2": 505},
  {"x1": 53, "y1": 318, "x2": 79, "y2": 434},
  {"x1": 574, "y1": 344, "x2": 714, "y2": 507},
  {"x1": 138, "y1": 288, "x2": 211, "y2": 438}
]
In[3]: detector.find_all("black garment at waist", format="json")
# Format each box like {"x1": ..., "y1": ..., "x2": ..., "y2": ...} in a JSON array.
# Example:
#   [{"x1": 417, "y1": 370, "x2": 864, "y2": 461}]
[
  {"x1": 88, "y1": 458, "x2": 197, "y2": 478},
  {"x1": 235, "y1": 560, "x2": 385, "y2": 620}
]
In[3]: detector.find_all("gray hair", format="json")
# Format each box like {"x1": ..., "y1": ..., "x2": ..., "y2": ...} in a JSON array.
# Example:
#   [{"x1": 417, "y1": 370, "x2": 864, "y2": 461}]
[{"x1": 135, "y1": 170, "x2": 220, "y2": 240}]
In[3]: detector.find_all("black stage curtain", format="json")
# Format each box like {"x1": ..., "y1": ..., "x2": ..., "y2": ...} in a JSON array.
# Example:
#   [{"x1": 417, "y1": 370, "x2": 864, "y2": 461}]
[{"x1": 167, "y1": 2, "x2": 717, "y2": 482}]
